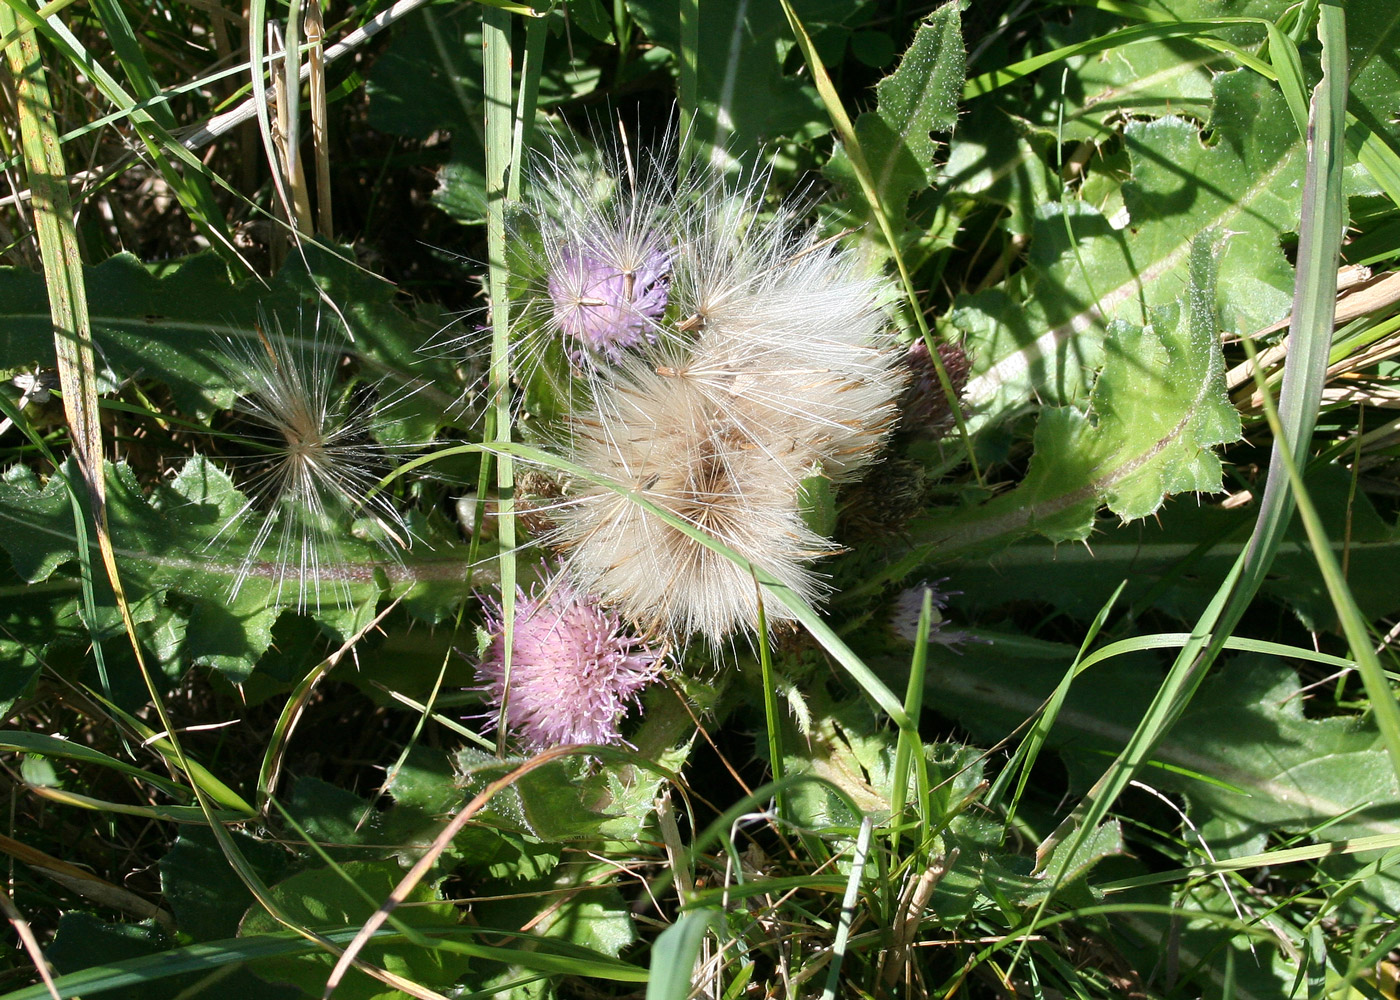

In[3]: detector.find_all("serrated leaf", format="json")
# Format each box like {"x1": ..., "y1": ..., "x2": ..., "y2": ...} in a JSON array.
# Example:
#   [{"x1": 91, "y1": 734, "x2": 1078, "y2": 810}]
[
  {"x1": 778, "y1": 692, "x2": 987, "y2": 836},
  {"x1": 566, "y1": 0, "x2": 613, "y2": 43},
  {"x1": 1038, "y1": 819, "x2": 1123, "y2": 886},
  {"x1": 45, "y1": 913, "x2": 171, "y2": 1000},
  {"x1": 956, "y1": 70, "x2": 1305, "y2": 428},
  {"x1": 433, "y1": 154, "x2": 490, "y2": 227},
  {"x1": 0, "y1": 639, "x2": 40, "y2": 722},
  {"x1": 1019, "y1": 9, "x2": 1247, "y2": 143},
  {"x1": 913, "y1": 234, "x2": 1240, "y2": 549},
  {"x1": 160, "y1": 828, "x2": 291, "y2": 942},
  {"x1": 1344, "y1": 0, "x2": 1400, "y2": 164},
  {"x1": 1111, "y1": 880, "x2": 1300, "y2": 1000},
  {"x1": 796, "y1": 467, "x2": 837, "y2": 537},
  {"x1": 826, "y1": 1, "x2": 965, "y2": 236},
  {"x1": 948, "y1": 467, "x2": 1400, "y2": 633}
]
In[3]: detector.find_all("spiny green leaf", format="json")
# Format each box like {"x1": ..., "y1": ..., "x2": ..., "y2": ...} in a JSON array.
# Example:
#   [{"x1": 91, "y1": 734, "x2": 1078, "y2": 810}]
[
  {"x1": 826, "y1": 2, "x2": 966, "y2": 239},
  {"x1": 1023, "y1": 24, "x2": 1225, "y2": 143},
  {"x1": 908, "y1": 233, "x2": 1240, "y2": 551},
  {"x1": 160, "y1": 828, "x2": 291, "y2": 942},
  {"x1": 1345, "y1": 0, "x2": 1400, "y2": 168},
  {"x1": 955, "y1": 70, "x2": 1306, "y2": 427},
  {"x1": 239, "y1": 859, "x2": 471, "y2": 1000},
  {"x1": 949, "y1": 467, "x2": 1400, "y2": 632}
]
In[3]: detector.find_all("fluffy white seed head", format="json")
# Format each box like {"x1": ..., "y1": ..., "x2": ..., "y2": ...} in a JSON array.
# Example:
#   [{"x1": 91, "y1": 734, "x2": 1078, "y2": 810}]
[
  {"x1": 550, "y1": 361, "x2": 835, "y2": 643},
  {"x1": 212, "y1": 317, "x2": 408, "y2": 612},
  {"x1": 666, "y1": 236, "x2": 905, "y2": 481}
]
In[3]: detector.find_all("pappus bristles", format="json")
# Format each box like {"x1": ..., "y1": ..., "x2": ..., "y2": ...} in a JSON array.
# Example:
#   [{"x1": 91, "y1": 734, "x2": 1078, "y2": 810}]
[
  {"x1": 547, "y1": 360, "x2": 835, "y2": 643},
  {"x1": 211, "y1": 309, "x2": 412, "y2": 612},
  {"x1": 664, "y1": 232, "x2": 906, "y2": 480}
]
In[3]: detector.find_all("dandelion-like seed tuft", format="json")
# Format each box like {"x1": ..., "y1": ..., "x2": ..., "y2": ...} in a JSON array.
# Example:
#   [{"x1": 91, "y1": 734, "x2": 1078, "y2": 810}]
[
  {"x1": 213, "y1": 315, "x2": 408, "y2": 611},
  {"x1": 476, "y1": 572, "x2": 661, "y2": 749},
  {"x1": 542, "y1": 174, "x2": 905, "y2": 642}
]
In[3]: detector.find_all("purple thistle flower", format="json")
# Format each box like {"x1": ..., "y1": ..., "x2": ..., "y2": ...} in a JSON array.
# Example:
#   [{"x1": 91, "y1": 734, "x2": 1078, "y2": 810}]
[
  {"x1": 547, "y1": 240, "x2": 671, "y2": 363},
  {"x1": 891, "y1": 580, "x2": 978, "y2": 650},
  {"x1": 477, "y1": 573, "x2": 661, "y2": 749}
]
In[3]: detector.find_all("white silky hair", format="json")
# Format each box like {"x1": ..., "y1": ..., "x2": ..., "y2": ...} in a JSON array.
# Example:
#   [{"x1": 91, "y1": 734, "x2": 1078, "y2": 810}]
[
  {"x1": 210, "y1": 312, "x2": 410, "y2": 613},
  {"x1": 551, "y1": 362, "x2": 836, "y2": 642}
]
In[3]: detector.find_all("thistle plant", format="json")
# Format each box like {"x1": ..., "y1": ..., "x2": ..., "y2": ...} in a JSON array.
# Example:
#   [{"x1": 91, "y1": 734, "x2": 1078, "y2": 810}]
[{"x1": 510, "y1": 145, "x2": 908, "y2": 644}]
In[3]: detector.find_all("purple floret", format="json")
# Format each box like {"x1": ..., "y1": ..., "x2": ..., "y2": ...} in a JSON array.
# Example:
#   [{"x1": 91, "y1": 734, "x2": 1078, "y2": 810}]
[
  {"x1": 477, "y1": 573, "x2": 661, "y2": 749},
  {"x1": 547, "y1": 241, "x2": 671, "y2": 362},
  {"x1": 891, "y1": 579, "x2": 979, "y2": 650}
]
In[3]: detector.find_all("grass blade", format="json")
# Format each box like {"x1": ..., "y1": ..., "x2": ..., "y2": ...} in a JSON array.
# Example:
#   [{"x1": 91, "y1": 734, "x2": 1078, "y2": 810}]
[
  {"x1": 646, "y1": 909, "x2": 718, "y2": 1000},
  {"x1": 482, "y1": 4, "x2": 517, "y2": 755}
]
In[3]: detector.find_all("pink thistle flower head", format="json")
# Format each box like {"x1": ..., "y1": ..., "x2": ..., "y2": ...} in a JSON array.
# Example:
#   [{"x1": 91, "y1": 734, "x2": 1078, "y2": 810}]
[
  {"x1": 477, "y1": 572, "x2": 662, "y2": 749},
  {"x1": 547, "y1": 238, "x2": 671, "y2": 363}
]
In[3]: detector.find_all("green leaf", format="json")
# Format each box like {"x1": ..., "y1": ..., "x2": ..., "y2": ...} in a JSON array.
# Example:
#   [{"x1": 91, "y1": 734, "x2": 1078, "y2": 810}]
[
  {"x1": 827, "y1": 2, "x2": 966, "y2": 235},
  {"x1": 908, "y1": 233, "x2": 1240, "y2": 551},
  {"x1": 779, "y1": 693, "x2": 986, "y2": 832},
  {"x1": 159, "y1": 828, "x2": 291, "y2": 942},
  {"x1": 1013, "y1": 6, "x2": 1277, "y2": 143},
  {"x1": 1038, "y1": 819, "x2": 1123, "y2": 887},
  {"x1": 366, "y1": 9, "x2": 483, "y2": 145},
  {"x1": 284, "y1": 777, "x2": 382, "y2": 854},
  {"x1": 566, "y1": 0, "x2": 614, "y2": 44},
  {"x1": 0, "y1": 639, "x2": 40, "y2": 722},
  {"x1": 646, "y1": 910, "x2": 719, "y2": 1000},
  {"x1": 628, "y1": 0, "x2": 851, "y2": 172},
  {"x1": 1345, "y1": 0, "x2": 1400, "y2": 169},
  {"x1": 0, "y1": 250, "x2": 461, "y2": 449},
  {"x1": 796, "y1": 467, "x2": 837, "y2": 537},
  {"x1": 949, "y1": 467, "x2": 1400, "y2": 632},
  {"x1": 955, "y1": 69, "x2": 1305, "y2": 428},
  {"x1": 0, "y1": 458, "x2": 477, "y2": 677},
  {"x1": 921, "y1": 650, "x2": 1400, "y2": 909},
  {"x1": 46, "y1": 914, "x2": 170, "y2": 1000}
]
